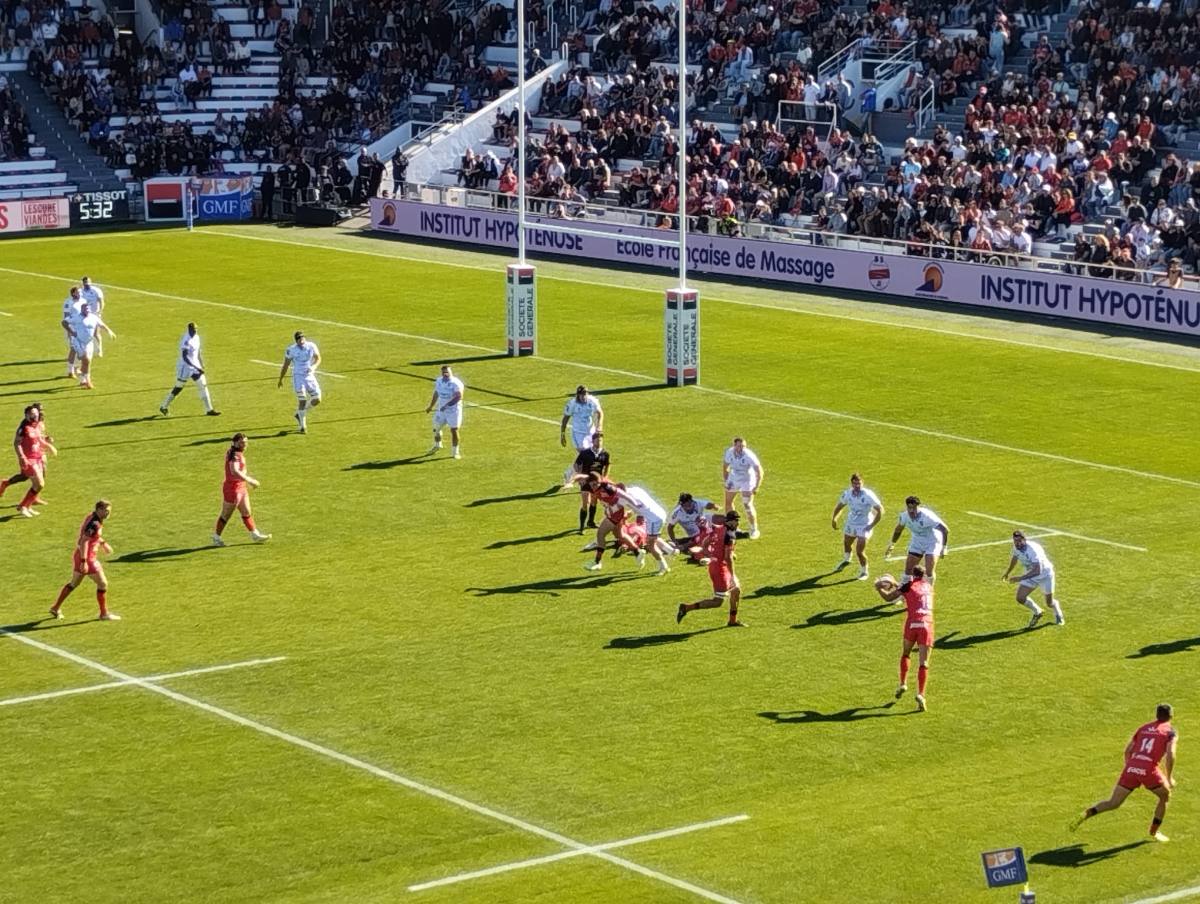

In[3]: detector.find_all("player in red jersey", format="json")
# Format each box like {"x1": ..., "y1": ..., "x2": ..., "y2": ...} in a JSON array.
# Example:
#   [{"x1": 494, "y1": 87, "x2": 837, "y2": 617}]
[
  {"x1": 1, "y1": 404, "x2": 57, "y2": 517},
  {"x1": 49, "y1": 500, "x2": 120, "y2": 620},
  {"x1": 212, "y1": 433, "x2": 272, "y2": 546},
  {"x1": 874, "y1": 566, "x2": 934, "y2": 711},
  {"x1": 581, "y1": 475, "x2": 626, "y2": 570},
  {"x1": 676, "y1": 511, "x2": 747, "y2": 627},
  {"x1": 1072, "y1": 704, "x2": 1178, "y2": 842}
]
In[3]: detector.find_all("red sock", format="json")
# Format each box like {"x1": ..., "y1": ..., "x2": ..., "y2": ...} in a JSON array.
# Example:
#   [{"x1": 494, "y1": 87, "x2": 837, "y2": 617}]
[
  {"x1": 19, "y1": 489, "x2": 37, "y2": 508},
  {"x1": 899, "y1": 656, "x2": 910, "y2": 685},
  {"x1": 97, "y1": 589, "x2": 108, "y2": 616},
  {"x1": 53, "y1": 583, "x2": 73, "y2": 609},
  {"x1": 242, "y1": 515, "x2": 256, "y2": 532},
  {"x1": 918, "y1": 665, "x2": 928, "y2": 695},
  {"x1": 214, "y1": 516, "x2": 228, "y2": 535}
]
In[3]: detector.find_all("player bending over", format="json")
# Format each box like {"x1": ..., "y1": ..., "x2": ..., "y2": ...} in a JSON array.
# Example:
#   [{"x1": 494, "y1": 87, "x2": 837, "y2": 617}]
[
  {"x1": 676, "y1": 511, "x2": 748, "y2": 627},
  {"x1": 667, "y1": 492, "x2": 718, "y2": 562},
  {"x1": 1072, "y1": 704, "x2": 1178, "y2": 842}
]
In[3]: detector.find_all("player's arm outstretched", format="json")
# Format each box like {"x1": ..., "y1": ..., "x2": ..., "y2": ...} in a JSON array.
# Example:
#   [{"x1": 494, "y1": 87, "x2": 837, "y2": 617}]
[{"x1": 873, "y1": 576, "x2": 904, "y2": 603}]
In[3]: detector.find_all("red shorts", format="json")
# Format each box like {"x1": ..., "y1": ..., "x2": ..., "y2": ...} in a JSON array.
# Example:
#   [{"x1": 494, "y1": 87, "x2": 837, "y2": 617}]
[
  {"x1": 904, "y1": 623, "x2": 934, "y2": 646},
  {"x1": 72, "y1": 552, "x2": 98, "y2": 575},
  {"x1": 21, "y1": 458, "x2": 43, "y2": 479},
  {"x1": 1119, "y1": 765, "x2": 1166, "y2": 790},
  {"x1": 709, "y1": 563, "x2": 739, "y2": 597},
  {"x1": 222, "y1": 482, "x2": 247, "y2": 505}
]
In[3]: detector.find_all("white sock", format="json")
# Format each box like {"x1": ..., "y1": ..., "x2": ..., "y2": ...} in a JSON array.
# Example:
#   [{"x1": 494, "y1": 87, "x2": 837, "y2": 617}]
[
  {"x1": 1019, "y1": 597, "x2": 1041, "y2": 613},
  {"x1": 199, "y1": 386, "x2": 213, "y2": 410},
  {"x1": 1049, "y1": 600, "x2": 1064, "y2": 620},
  {"x1": 841, "y1": 552, "x2": 851, "y2": 563}
]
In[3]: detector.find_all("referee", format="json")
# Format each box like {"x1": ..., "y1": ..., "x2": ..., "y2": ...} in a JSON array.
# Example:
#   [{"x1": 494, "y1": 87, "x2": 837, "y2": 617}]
[{"x1": 571, "y1": 431, "x2": 610, "y2": 532}]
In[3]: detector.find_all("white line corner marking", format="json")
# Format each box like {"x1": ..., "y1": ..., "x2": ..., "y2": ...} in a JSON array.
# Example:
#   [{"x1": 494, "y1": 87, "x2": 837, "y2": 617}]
[
  {"x1": 0, "y1": 656, "x2": 286, "y2": 707},
  {"x1": 0, "y1": 629, "x2": 747, "y2": 904},
  {"x1": 249, "y1": 359, "x2": 347, "y2": 378},
  {"x1": 964, "y1": 511, "x2": 1148, "y2": 552},
  {"x1": 408, "y1": 814, "x2": 750, "y2": 892}
]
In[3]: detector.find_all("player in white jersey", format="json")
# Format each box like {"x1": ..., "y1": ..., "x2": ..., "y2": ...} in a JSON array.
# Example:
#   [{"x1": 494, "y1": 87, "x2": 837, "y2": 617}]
[
  {"x1": 885, "y1": 496, "x2": 949, "y2": 583},
  {"x1": 277, "y1": 330, "x2": 322, "y2": 433},
  {"x1": 831, "y1": 473, "x2": 884, "y2": 580},
  {"x1": 159, "y1": 323, "x2": 220, "y2": 416},
  {"x1": 80, "y1": 277, "x2": 106, "y2": 357},
  {"x1": 61, "y1": 286, "x2": 85, "y2": 377},
  {"x1": 722, "y1": 437, "x2": 764, "y2": 539},
  {"x1": 586, "y1": 483, "x2": 672, "y2": 574},
  {"x1": 1001, "y1": 530, "x2": 1064, "y2": 628},
  {"x1": 425, "y1": 365, "x2": 465, "y2": 458},
  {"x1": 667, "y1": 492, "x2": 718, "y2": 561},
  {"x1": 560, "y1": 385, "x2": 603, "y2": 450},
  {"x1": 72, "y1": 301, "x2": 116, "y2": 389}
]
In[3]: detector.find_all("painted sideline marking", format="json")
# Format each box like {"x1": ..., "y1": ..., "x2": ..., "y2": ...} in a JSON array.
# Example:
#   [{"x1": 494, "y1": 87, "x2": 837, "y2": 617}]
[
  {"x1": 202, "y1": 229, "x2": 1200, "y2": 375},
  {"x1": 409, "y1": 814, "x2": 750, "y2": 892},
  {"x1": 0, "y1": 311, "x2": 13, "y2": 317},
  {"x1": 468, "y1": 402, "x2": 559, "y2": 426},
  {"x1": 2, "y1": 264, "x2": 1196, "y2": 489},
  {"x1": 0, "y1": 656, "x2": 286, "y2": 707},
  {"x1": 1130, "y1": 885, "x2": 1200, "y2": 904},
  {"x1": 964, "y1": 511, "x2": 1148, "y2": 552},
  {"x1": 0, "y1": 628, "x2": 746, "y2": 904},
  {"x1": 249, "y1": 358, "x2": 347, "y2": 379},
  {"x1": 884, "y1": 533, "x2": 1059, "y2": 562}
]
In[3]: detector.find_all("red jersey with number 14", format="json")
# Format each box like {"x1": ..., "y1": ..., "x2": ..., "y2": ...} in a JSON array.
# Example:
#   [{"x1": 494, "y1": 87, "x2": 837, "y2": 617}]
[
  {"x1": 224, "y1": 448, "x2": 246, "y2": 491},
  {"x1": 1127, "y1": 720, "x2": 1176, "y2": 769}
]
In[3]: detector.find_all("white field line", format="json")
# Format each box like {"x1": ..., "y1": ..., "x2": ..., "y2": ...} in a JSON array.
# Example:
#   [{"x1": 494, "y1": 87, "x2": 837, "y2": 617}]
[
  {"x1": 249, "y1": 358, "x2": 346, "y2": 379},
  {"x1": 964, "y1": 511, "x2": 1149, "y2": 552},
  {"x1": 408, "y1": 814, "x2": 750, "y2": 892},
  {"x1": 1130, "y1": 885, "x2": 1200, "y2": 904},
  {"x1": 467, "y1": 402, "x2": 559, "y2": 426},
  {"x1": 0, "y1": 629, "x2": 746, "y2": 904},
  {"x1": 883, "y1": 533, "x2": 1059, "y2": 562},
  {"x1": 0, "y1": 656, "x2": 287, "y2": 708},
  {"x1": 3, "y1": 263, "x2": 1197, "y2": 489},
  {"x1": 0, "y1": 311, "x2": 13, "y2": 317},
  {"x1": 202, "y1": 229, "x2": 1200, "y2": 376}
]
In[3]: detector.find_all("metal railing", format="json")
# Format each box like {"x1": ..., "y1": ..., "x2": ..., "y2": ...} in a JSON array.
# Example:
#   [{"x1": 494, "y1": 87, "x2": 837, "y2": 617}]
[
  {"x1": 912, "y1": 81, "x2": 935, "y2": 134},
  {"x1": 388, "y1": 180, "x2": 1200, "y2": 289}
]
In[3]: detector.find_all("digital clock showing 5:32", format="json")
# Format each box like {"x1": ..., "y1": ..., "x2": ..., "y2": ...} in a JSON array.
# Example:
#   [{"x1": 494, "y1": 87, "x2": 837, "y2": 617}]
[{"x1": 70, "y1": 190, "x2": 131, "y2": 225}]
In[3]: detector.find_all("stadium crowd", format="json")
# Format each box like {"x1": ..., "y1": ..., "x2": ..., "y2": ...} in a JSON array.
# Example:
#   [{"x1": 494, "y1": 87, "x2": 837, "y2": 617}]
[{"x1": 0, "y1": 73, "x2": 32, "y2": 160}]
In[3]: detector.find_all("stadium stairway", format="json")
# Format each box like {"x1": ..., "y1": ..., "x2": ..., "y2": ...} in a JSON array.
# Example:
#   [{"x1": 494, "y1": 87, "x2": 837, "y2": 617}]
[{"x1": 9, "y1": 71, "x2": 124, "y2": 195}]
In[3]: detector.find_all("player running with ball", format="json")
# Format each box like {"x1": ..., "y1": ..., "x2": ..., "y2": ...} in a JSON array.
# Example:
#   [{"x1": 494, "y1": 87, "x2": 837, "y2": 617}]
[{"x1": 874, "y1": 567, "x2": 934, "y2": 712}]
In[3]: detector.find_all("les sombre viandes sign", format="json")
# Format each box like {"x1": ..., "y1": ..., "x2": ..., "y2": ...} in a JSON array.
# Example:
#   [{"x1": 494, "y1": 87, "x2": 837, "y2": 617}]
[{"x1": 370, "y1": 198, "x2": 1200, "y2": 337}]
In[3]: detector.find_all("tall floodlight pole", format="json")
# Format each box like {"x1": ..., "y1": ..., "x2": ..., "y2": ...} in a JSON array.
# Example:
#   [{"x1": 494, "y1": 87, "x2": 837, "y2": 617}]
[
  {"x1": 506, "y1": 0, "x2": 537, "y2": 357},
  {"x1": 664, "y1": 0, "x2": 698, "y2": 386}
]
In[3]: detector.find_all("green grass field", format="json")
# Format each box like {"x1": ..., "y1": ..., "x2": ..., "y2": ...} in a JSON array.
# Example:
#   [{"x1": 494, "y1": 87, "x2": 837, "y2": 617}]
[{"x1": 1, "y1": 224, "x2": 1199, "y2": 904}]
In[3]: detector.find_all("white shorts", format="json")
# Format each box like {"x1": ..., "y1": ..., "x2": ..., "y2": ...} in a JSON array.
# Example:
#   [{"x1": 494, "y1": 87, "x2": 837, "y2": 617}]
[
  {"x1": 571, "y1": 429, "x2": 593, "y2": 451},
  {"x1": 907, "y1": 536, "x2": 944, "y2": 557},
  {"x1": 176, "y1": 362, "x2": 205, "y2": 383},
  {"x1": 292, "y1": 373, "x2": 322, "y2": 400},
  {"x1": 1019, "y1": 570, "x2": 1056, "y2": 594},
  {"x1": 726, "y1": 477, "x2": 757, "y2": 495},
  {"x1": 433, "y1": 406, "x2": 463, "y2": 429},
  {"x1": 72, "y1": 340, "x2": 94, "y2": 358},
  {"x1": 844, "y1": 522, "x2": 873, "y2": 540},
  {"x1": 642, "y1": 514, "x2": 664, "y2": 536}
]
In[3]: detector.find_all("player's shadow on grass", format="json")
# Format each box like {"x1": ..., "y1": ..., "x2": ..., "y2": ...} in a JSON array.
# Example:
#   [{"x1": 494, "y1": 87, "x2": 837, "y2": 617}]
[
  {"x1": 758, "y1": 703, "x2": 914, "y2": 724},
  {"x1": 113, "y1": 546, "x2": 222, "y2": 563},
  {"x1": 1029, "y1": 841, "x2": 1148, "y2": 868},
  {"x1": 0, "y1": 375, "x2": 67, "y2": 388},
  {"x1": 790, "y1": 604, "x2": 903, "y2": 630},
  {"x1": 605, "y1": 627, "x2": 725, "y2": 649},
  {"x1": 409, "y1": 354, "x2": 511, "y2": 366},
  {"x1": 466, "y1": 486, "x2": 562, "y2": 506},
  {"x1": 1127, "y1": 636, "x2": 1200, "y2": 658},
  {"x1": 88, "y1": 415, "x2": 170, "y2": 428},
  {"x1": 345, "y1": 455, "x2": 438, "y2": 470},
  {"x1": 1, "y1": 617, "x2": 93, "y2": 633},
  {"x1": 935, "y1": 625, "x2": 1049, "y2": 650},
  {"x1": 486, "y1": 528, "x2": 577, "y2": 549},
  {"x1": 186, "y1": 430, "x2": 292, "y2": 447},
  {"x1": 751, "y1": 570, "x2": 863, "y2": 598},
  {"x1": 0, "y1": 359, "x2": 60, "y2": 367},
  {"x1": 467, "y1": 573, "x2": 641, "y2": 597}
]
